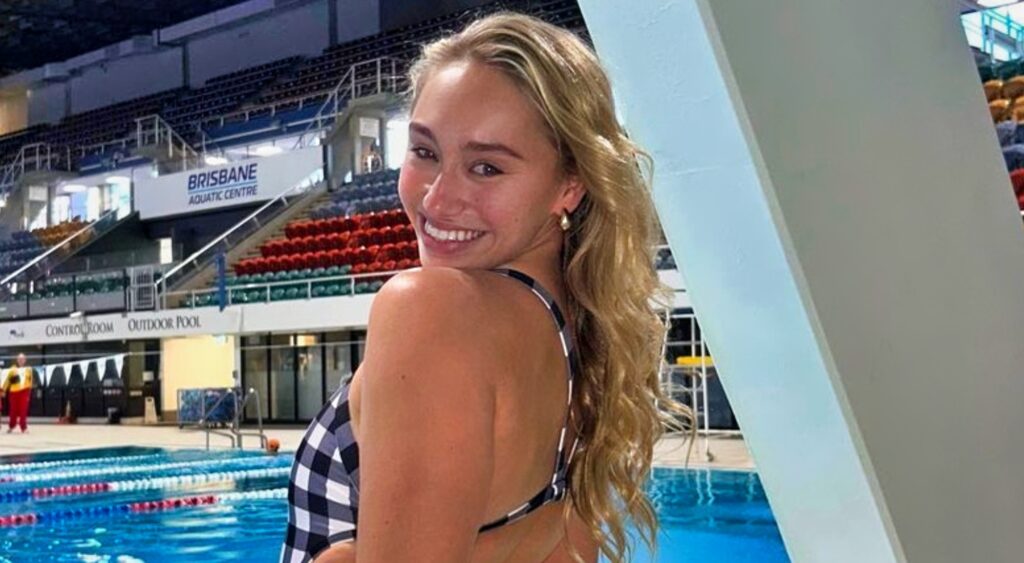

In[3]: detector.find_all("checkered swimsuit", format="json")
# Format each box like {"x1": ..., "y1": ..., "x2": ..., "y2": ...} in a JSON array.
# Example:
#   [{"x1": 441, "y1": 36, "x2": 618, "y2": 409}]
[{"x1": 281, "y1": 269, "x2": 579, "y2": 562}]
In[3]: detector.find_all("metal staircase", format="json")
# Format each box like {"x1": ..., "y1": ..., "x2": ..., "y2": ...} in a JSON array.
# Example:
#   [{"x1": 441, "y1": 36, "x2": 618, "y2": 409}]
[
  {"x1": 0, "y1": 209, "x2": 126, "y2": 288},
  {"x1": 151, "y1": 177, "x2": 327, "y2": 310},
  {"x1": 0, "y1": 143, "x2": 73, "y2": 195},
  {"x1": 134, "y1": 114, "x2": 205, "y2": 173}
]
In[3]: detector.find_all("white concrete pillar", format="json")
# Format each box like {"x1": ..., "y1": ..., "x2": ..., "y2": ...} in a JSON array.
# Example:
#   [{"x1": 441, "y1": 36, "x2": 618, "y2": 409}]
[{"x1": 578, "y1": 1, "x2": 1024, "y2": 561}]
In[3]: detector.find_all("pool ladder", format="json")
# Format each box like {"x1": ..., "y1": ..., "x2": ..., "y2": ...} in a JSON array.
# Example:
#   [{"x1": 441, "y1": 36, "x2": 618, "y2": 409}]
[{"x1": 194, "y1": 387, "x2": 268, "y2": 451}]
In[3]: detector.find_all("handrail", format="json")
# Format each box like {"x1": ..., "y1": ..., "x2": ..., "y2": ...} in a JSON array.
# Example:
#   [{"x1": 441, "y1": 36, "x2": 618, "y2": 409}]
[
  {"x1": 135, "y1": 114, "x2": 203, "y2": 170},
  {"x1": 155, "y1": 173, "x2": 324, "y2": 307},
  {"x1": 164, "y1": 268, "x2": 405, "y2": 308},
  {"x1": 290, "y1": 64, "x2": 357, "y2": 150},
  {"x1": 0, "y1": 143, "x2": 70, "y2": 193},
  {"x1": 294, "y1": 57, "x2": 401, "y2": 150},
  {"x1": 0, "y1": 209, "x2": 119, "y2": 287},
  {"x1": 52, "y1": 55, "x2": 405, "y2": 161},
  {"x1": 209, "y1": 56, "x2": 403, "y2": 135},
  {"x1": 236, "y1": 388, "x2": 268, "y2": 449}
]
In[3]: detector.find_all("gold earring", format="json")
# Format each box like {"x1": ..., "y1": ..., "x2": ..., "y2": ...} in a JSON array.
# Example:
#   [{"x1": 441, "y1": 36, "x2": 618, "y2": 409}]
[{"x1": 559, "y1": 211, "x2": 571, "y2": 232}]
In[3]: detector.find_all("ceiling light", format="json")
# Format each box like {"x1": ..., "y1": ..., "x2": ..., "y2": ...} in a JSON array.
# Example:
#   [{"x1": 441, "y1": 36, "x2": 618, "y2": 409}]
[
  {"x1": 62, "y1": 184, "x2": 87, "y2": 193},
  {"x1": 105, "y1": 175, "x2": 130, "y2": 184},
  {"x1": 205, "y1": 155, "x2": 228, "y2": 166}
]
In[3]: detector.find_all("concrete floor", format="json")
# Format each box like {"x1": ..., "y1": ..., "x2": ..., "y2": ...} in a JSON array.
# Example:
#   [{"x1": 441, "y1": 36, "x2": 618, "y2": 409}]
[{"x1": 0, "y1": 421, "x2": 755, "y2": 471}]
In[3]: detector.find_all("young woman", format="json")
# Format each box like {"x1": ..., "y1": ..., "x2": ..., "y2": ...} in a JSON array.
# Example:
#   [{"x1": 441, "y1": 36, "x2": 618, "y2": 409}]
[{"x1": 283, "y1": 12, "x2": 675, "y2": 563}]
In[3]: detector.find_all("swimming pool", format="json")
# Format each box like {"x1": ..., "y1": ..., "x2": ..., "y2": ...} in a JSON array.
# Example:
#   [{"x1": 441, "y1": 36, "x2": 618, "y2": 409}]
[{"x1": 0, "y1": 447, "x2": 788, "y2": 562}]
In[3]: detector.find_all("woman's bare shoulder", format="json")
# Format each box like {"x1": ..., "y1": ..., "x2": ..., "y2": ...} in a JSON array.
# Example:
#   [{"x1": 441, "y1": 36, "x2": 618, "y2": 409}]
[
  {"x1": 362, "y1": 267, "x2": 538, "y2": 390},
  {"x1": 370, "y1": 268, "x2": 523, "y2": 330}
]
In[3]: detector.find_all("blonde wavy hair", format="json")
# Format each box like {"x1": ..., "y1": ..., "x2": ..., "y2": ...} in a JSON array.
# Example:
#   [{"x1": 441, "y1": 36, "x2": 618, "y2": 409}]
[{"x1": 407, "y1": 12, "x2": 686, "y2": 562}]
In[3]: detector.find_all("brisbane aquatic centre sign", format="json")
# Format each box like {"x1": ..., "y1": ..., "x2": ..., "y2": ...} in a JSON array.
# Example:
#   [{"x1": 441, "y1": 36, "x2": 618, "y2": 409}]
[
  {"x1": 186, "y1": 163, "x2": 259, "y2": 206},
  {"x1": 134, "y1": 146, "x2": 323, "y2": 219},
  {"x1": 1, "y1": 310, "x2": 241, "y2": 346}
]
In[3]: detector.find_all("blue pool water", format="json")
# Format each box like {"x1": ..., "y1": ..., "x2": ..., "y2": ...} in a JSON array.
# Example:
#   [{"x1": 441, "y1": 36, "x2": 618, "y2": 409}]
[{"x1": 0, "y1": 448, "x2": 788, "y2": 562}]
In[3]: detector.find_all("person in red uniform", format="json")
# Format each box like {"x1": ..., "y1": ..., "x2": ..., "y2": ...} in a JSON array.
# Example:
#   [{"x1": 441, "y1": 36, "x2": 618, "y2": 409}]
[{"x1": 1, "y1": 354, "x2": 34, "y2": 433}]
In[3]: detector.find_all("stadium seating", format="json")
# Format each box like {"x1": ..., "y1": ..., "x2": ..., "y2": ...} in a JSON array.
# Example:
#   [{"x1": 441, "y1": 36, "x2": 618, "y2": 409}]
[
  {"x1": 0, "y1": 125, "x2": 48, "y2": 164},
  {"x1": 30, "y1": 270, "x2": 127, "y2": 300},
  {"x1": 47, "y1": 90, "x2": 184, "y2": 151},
  {"x1": 163, "y1": 56, "x2": 302, "y2": 140},
  {"x1": 242, "y1": 0, "x2": 584, "y2": 114},
  {"x1": 181, "y1": 170, "x2": 417, "y2": 308},
  {"x1": 0, "y1": 0, "x2": 584, "y2": 174},
  {"x1": 0, "y1": 219, "x2": 88, "y2": 275},
  {"x1": 309, "y1": 169, "x2": 401, "y2": 218},
  {"x1": 978, "y1": 60, "x2": 1024, "y2": 213}
]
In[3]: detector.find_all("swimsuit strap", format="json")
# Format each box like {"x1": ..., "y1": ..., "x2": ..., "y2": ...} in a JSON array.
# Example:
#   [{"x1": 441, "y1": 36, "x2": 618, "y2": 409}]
[{"x1": 479, "y1": 268, "x2": 580, "y2": 532}]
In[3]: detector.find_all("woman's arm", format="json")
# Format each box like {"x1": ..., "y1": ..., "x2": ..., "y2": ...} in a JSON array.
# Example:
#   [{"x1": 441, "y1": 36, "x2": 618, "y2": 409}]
[{"x1": 354, "y1": 269, "x2": 501, "y2": 562}]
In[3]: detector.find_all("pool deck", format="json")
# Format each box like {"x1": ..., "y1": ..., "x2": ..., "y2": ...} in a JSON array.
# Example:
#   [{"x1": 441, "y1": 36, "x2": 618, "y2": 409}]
[{"x1": 0, "y1": 421, "x2": 755, "y2": 470}]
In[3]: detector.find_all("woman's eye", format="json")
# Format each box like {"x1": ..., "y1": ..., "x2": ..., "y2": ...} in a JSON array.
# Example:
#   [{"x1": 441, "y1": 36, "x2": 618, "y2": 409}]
[
  {"x1": 470, "y1": 162, "x2": 503, "y2": 177},
  {"x1": 409, "y1": 146, "x2": 436, "y2": 160}
]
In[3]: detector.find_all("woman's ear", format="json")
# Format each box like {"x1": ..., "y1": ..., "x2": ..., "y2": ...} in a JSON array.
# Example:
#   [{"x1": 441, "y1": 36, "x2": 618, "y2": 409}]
[{"x1": 556, "y1": 174, "x2": 587, "y2": 215}]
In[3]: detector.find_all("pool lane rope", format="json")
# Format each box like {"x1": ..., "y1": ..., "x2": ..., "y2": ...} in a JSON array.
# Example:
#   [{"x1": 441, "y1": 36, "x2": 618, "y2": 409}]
[
  {"x1": 0, "y1": 453, "x2": 163, "y2": 474},
  {"x1": 4, "y1": 456, "x2": 288, "y2": 484},
  {"x1": 0, "y1": 467, "x2": 290, "y2": 502},
  {"x1": 0, "y1": 488, "x2": 288, "y2": 528}
]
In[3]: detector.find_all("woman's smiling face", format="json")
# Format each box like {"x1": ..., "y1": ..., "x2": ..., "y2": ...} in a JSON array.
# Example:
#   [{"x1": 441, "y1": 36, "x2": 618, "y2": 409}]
[{"x1": 399, "y1": 60, "x2": 583, "y2": 270}]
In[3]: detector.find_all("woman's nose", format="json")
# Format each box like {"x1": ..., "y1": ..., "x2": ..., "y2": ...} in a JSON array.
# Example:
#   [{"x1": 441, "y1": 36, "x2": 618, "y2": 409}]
[{"x1": 421, "y1": 171, "x2": 468, "y2": 218}]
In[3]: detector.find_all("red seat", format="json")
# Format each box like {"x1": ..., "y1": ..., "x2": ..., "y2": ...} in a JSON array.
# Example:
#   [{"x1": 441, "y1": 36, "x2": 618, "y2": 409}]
[
  {"x1": 292, "y1": 221, "x2": 310, "y2": 238},
  {"x1": 272, "y1": 255, "x2": 289, "y2": 272},
  {"x1": 350, "y1": 231, "x2": 368, "y2": 248},
  {"x1": 327, "y1": 217, "x2": 345, "y2": 233},
  {"x1": 397, "y1": 258, "x2": 412, "y2": 270},
  {"x1": 313, "y1": 251, "x2": 329, "y2": 268},
  {"x1": 1012, "y1": 168, "x2": 1024, "y2": 196}
]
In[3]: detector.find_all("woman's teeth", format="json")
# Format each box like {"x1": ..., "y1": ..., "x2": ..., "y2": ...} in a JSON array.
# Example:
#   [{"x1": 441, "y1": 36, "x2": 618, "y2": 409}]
[{"x1": 424, "y1": 221, "x2": 484, "y2": 242}]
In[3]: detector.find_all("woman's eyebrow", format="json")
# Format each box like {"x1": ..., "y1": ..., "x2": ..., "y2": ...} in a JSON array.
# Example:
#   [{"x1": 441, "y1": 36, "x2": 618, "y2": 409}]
[
  {"x1": 462, "y1": 141, "x2": 524, "y2": 160},
  {"x1": 409, "y1": 121, "x2": 437, "y2": 141},
  {"x1": 410, "y1": 121, "x2": 524, "y2": 160}
]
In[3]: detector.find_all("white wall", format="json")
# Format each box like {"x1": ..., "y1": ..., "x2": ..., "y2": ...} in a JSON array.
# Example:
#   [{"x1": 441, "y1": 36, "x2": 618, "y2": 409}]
[
  {"x1": 0, "y1": 90, "x2": 28, "y2": 135},
  {"x1": 69, "y1": 48, "x2": 183, "y2": 114},
  {"x1": 161, "y1": 335, "x2": 236, "y2": 413},
  {"x1": 27, "y1": 82, "x2": 66, "y2": 126},
  {"x1": 188, "y1": 0, "x2": 331, "y2": 87},
  {"x1": 337, "y1": 0, "x2": 380, "y2": 43}
]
